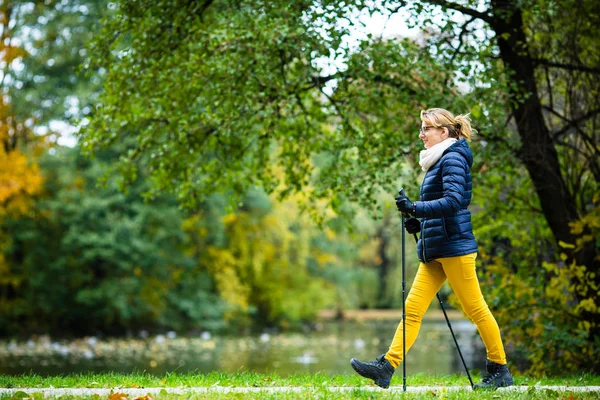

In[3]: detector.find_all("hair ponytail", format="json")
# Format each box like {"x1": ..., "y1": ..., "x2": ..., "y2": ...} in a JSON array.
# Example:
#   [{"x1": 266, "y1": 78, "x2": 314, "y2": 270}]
[
  {"x1": 454, "y1": 114, "x2": 475, "y2": 141},
  {"x1": 420, "y1": 108, "x2": 477, "y2": 141}
]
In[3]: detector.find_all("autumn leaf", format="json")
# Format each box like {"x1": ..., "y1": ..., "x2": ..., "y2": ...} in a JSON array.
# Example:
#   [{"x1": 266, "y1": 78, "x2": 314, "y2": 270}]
[
  {"x1": 0, "y1": 150, "x2": 43, "y2": 214},
  {"x1": 108, "y1": 392, "x2": 128, "y2": 400},
  {"x1": 132, "y1": 395, "x2": 153, "y2": 400},
  {"x1": 560, "y1": 394, "x2": 581, "y2": 400}
]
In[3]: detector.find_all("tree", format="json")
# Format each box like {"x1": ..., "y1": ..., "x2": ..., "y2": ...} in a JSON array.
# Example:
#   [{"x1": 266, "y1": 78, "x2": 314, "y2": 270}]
[
  {"x1": 5, "y1": 0, "x2": 107, "y2": 126},
  {"x1": 1, "y1": 146, "x2": 227, "y2": 336},
  {"x1": 81, "y1": 0, "x2": 599, "y2": 373},
  {"x1": 1, "y1": 2, "x2": 45, "y2": 316},
  {"x1": 1, "y1": 0, "x2": 108, "y2": 301},
  {"x1": 1, "y1": 0, "x2": 107, "y2": 216},
  {"x1": 183, "y1": 187, "x2": 351, "y2": 328}
]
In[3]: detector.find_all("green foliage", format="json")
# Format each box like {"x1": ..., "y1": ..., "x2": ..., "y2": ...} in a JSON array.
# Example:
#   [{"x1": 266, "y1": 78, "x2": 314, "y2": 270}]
[
  {"x1": 0, "y1": 146, "x2": 227, "y2": 336},
  {"x1": 7, "y1": 0, "x2": 108, "y2": 125},
  {"x1": 1, "y1": 143, "x2": 395, "y2": 335},
  {"x1": 463, "y1": 170, "x2": 600, "y2": 375},
  {"x1": 80, "y1": 0, "x2": 465, "y2": 211}
]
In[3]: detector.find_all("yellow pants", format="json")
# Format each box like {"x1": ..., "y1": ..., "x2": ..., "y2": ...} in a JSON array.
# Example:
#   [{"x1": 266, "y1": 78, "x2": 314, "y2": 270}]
[{"x1": 385, "y1": 253, "x2": 507, "y2": 368}]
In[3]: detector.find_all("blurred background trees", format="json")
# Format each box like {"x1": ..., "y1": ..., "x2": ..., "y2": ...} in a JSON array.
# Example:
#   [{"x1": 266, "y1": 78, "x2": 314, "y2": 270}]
[{"x1": 0, "y1": 0, "x2": 598, "y2": 375}]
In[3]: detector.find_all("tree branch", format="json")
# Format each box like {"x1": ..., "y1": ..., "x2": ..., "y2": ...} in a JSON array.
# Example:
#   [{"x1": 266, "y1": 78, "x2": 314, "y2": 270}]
[
  {"x1": 371, "y1": 73, "x2": 418, "y2": 95},
  {"x1": 310, "y1": 72, "x2": 342, "y2": 88},
  {"x1": 444, "y1": 16, "x2": 476, "y2": 87},
  {"x1": 544, "y1": 64, "x2": 553, "y2": 111},
  {"x1": 544, "y1": 106, "x2": 600, "y2": 142},
  {"x1": 424, "y1": 0, "x2": 494, "y2": 25},
  {"x1": 532, "y1": 58, "x2": 600, "y2": 75},
  {"x1": 543, "y1": 106, "x2": 600, "y2": 181}
]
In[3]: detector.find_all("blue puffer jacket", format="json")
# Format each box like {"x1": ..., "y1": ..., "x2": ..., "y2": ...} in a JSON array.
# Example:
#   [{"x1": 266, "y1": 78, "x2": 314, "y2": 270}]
[{"x1": 414, "y1": 138, "x2": 478, "y2": 262}]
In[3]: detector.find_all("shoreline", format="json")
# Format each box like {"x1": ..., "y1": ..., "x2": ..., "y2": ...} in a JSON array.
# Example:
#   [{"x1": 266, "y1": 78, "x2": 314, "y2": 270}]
[{"x1": 317, "y1": 308, "x2": 465, "y2": 321}]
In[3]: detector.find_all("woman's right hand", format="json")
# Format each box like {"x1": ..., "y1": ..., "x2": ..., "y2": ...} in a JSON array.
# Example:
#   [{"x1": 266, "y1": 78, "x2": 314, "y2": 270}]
[{"x1": 405, "y1": 217, "x2": 421, "y2": 235}]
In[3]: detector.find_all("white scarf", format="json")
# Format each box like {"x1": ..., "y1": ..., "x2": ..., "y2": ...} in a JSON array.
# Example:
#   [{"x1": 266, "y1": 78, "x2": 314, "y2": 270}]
[{"x1": 419, "y1": 138, "x2": 458, "y2": 172}]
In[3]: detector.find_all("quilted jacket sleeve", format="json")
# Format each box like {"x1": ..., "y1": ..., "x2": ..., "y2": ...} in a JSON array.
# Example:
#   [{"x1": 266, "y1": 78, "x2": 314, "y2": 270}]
[{"x1": 415, "y1": 153, "x2": 468, "y2": 218}]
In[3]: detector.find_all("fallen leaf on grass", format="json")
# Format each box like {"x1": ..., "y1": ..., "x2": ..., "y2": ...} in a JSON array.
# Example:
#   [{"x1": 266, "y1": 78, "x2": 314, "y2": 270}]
[
  {"x1": 108, "y1": 392, "x2": 128, "y2": 400},
  {"x1": 560, "y1": 394, "x2": 580, "y2": 400},
  {"x1": 132, "y1": 395, "x2": 153, "y2": 400}
]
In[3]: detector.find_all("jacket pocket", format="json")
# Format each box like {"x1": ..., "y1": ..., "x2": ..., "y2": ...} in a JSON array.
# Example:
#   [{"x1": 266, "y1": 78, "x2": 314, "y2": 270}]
[
  {"x1": 441, "y1": 217, "x2": 449, "y2": 240},
  {"x1": 443, "y1": 216, "x2": 460, "y2": 240}
]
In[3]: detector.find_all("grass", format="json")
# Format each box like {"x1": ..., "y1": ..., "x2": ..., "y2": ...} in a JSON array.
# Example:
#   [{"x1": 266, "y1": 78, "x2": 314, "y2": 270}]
[
  {"x1": 1, "y1": 371, "x2": 599, "y2": 388},
  {"x1": 1, "y1": 372, "x2": 599, "y2": 399},
  {"x1": 2, "y1": 389, "x2": 600, "y2": 400}
]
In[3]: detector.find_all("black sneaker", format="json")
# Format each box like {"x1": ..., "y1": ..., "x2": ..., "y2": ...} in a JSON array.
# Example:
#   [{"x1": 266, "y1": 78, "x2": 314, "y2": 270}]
[
  {"x1": 474, "y1": 360, "x2": 514, "y2": 389},
  {"x1": 350, "y1": 354, "x2": 395, "y2": 388}
]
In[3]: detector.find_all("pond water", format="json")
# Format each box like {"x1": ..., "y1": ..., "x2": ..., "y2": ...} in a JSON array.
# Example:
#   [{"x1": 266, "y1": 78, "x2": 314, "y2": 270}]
[{"x1": 0, "y1": 319, "x2": 486, "y2": 377}]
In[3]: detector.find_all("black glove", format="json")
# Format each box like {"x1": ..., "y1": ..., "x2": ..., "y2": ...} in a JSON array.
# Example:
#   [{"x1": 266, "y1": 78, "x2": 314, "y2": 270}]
[
  {"x1": 405, "y1": 217, "x2": 420, "y2": 235},
  {"x1": 395, "y1": 194, "x2": 414, "y2": 214}
]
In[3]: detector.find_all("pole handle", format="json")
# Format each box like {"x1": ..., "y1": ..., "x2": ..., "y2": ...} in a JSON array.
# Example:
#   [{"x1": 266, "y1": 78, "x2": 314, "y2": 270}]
[{"x1": 398, "y1": 188, "x2": 412, "y2": 217}]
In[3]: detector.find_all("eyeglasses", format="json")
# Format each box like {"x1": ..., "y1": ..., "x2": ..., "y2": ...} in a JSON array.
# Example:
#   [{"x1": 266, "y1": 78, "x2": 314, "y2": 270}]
[{"x1": 420, "y1": 125, "x2": 437, "y2": 134}]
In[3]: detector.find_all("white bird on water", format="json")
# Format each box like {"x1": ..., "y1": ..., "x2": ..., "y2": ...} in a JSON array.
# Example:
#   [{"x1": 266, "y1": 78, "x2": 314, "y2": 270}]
[{"x1": 291, "y1": 352, "x2": 318, "y2": 364}]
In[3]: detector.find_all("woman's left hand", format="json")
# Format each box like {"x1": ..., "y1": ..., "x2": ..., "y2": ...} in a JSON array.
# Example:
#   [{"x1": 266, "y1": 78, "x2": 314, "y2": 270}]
[{"x1": 395, "y1": 194, "x2": 414, "y2": 214}]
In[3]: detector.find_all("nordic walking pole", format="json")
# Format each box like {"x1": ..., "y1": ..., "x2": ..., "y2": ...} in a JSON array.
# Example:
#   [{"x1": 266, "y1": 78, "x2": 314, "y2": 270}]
[
  {"x1": 397, "y1": 189, "x2": 475, "y2": 389},
  {"x1": 399, "y1": 189, "x2": 407, "y2": 393}
]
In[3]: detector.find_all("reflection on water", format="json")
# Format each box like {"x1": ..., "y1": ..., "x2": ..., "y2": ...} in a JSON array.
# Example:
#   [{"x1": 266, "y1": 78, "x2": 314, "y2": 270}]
[{"x1": 0, "y1": 319, "x2": 485, "y2": 376}]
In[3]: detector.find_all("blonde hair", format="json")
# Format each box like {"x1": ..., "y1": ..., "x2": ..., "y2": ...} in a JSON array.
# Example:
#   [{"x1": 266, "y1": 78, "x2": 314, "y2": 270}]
[{"x1": 420, "y1": 108, "x2": 475, "y2": 141}]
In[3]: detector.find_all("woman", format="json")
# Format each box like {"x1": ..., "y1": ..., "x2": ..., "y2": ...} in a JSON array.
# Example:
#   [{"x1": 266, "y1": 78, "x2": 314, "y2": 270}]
[{"x1": 350, "y1": 108, "x2": 513, "y2": 390}]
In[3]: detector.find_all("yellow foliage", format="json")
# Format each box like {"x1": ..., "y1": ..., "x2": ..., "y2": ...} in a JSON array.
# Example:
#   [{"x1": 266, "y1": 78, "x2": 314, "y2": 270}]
[
  {"x1": 0, "y1": 39, "x2": 27, "y2": 65},
  {"x1": 568, "y1": 197, "x2": 600, "y2": 245},
  {"x1": 206, "y1": 246, "x2": 250, "y2": 313},
  {"x1": 314, "y1": 251, "x2": 337, "y2": 266},
  {"x1": 325, "y1": 228, "x2": 336, "y2": 240},
  {"x1": 575, "y1": 298, "x2": 597, "y2": 314},
  {"x1": 0, "y1": 149, "x2": 43, "y2": 215},
  {"x1": 221, "y1": 213, "x2": 237, "y2": 224},
  {"x1": 188, "y1": 192, "x2": 337, "y2": 325},
  {"x1": 0, "y1": 93, "x2": 47, "y2": 217},
  {"x1": 472, "y1": 249, "x2": 600, "y2": 376},
  {"x1": 558, "y1": 240, "x2": 576, "y2": 249}
]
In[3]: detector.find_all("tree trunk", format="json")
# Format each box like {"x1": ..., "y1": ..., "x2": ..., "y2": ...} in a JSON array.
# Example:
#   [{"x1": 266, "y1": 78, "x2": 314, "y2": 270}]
[
  {"x1": 491, "y1": 1, "x2": 579, "y2": 250},
  {"x1": 491, "y1": 1, "x2": 600, "y2": 343}
]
